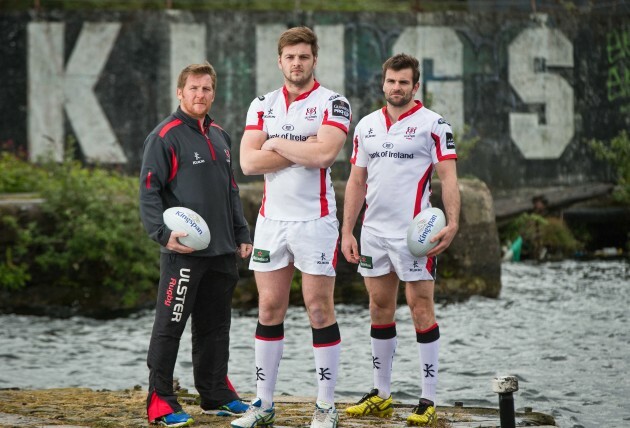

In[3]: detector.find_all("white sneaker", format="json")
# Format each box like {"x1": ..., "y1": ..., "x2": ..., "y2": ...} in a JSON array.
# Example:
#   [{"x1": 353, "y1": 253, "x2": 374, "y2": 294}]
[
  {"x1": 310, "y1": 402, "x2": 339, "y2": 428},
  {"x1": 230, "y1": 398, "x2": 275, "y2": 428}
]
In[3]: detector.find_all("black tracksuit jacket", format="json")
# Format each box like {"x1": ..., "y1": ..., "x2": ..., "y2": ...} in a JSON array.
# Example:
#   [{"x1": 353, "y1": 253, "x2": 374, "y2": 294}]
[{"x1": 139, "y1": 107, "x2": 251, "y2": 256}]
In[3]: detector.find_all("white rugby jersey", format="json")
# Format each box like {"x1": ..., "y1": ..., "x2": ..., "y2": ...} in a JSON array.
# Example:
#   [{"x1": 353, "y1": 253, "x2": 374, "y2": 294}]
[
  {"x1": 350, "y1": 101, "x2": 457, "y2": 238},
  {"x1": 244, "y1": 81, "x2": 351, "y2": 221}
]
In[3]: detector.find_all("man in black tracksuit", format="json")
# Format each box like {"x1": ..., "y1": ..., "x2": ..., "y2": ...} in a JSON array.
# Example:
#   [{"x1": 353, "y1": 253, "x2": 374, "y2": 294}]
[{"x1": 139, "y1": 62, "x2": 252, "y2": 426}]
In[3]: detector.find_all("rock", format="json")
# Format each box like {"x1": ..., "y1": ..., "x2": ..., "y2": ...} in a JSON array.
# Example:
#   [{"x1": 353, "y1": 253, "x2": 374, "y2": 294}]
[
  {"x1": 236, "y1": 177, "x2": 501, "y2": 304},
  {"x1": 431, "y1": 177, "x2": 502, "y2": 299},
  {"x1": 0, "y1": 177, "x2": 502, "y2": 316}
]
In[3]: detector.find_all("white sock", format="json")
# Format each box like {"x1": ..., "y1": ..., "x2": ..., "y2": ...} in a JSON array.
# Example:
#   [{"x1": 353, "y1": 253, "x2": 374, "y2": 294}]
[
  {"x1": 312, "y1": 323, "x2": 341, "y2": 406},
  {"x1": 416, "y1": 324, "x2": 440, "y2": 404},
  {"x1": 255, "y1": 322, "x2": 284, "y2": 409},
  {"x1": 370, "y1": 323, "x2": 397, "y2": 399},
  {"x1": 371, "y1": 336, "x2": 397, "y2": 398}
]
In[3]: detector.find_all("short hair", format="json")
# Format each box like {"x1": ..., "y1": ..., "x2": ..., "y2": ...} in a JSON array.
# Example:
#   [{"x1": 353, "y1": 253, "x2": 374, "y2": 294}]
[
  {"x1": 277, "y1": 26, "x2": 319, "y2": 58},
  {"x1": 177, "y1": 62, "x2": 217, "y2": 90},
  {"x1": 382, "y1": 53, "x2": 420, "y2": 86}
]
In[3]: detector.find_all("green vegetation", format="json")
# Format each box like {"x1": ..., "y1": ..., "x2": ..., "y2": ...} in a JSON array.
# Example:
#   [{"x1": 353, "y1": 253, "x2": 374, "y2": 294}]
[
  {"x1": 0, "y1": 151, "x2": 48, "y2": 194},
  {"x1": 0, "y1": 151, "x2": 159, "y2": 308},
  {"x1": 1, "y1": 0, "x2": 468, "y2": 12},
  {"x1": 500, "y1": 213, "x2": 581, "y2": 261},
  {"x1": 453, "y1": 124, "x2": 480, "y2": 161},
  {"x1": 589, "y1": 130, "x2": 630, "y2": 205}
]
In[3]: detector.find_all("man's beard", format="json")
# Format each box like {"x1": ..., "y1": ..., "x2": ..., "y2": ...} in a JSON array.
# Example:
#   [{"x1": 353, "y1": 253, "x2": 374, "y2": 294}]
[
  {"x1": 385, "y1": 92, "x2": 413, "y2": 107},
  {"x1": 285, "y1": 69, "x2": 314, "y2": 87}
]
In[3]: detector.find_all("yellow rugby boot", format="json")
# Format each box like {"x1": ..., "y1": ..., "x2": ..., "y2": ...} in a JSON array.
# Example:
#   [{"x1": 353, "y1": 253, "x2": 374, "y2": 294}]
[
  {"x1": 406, "y1": 398, "x2": 437, "y2": 426},
  {"x1": 345, "y1": 388, "x2": 393, "y2": 418}
]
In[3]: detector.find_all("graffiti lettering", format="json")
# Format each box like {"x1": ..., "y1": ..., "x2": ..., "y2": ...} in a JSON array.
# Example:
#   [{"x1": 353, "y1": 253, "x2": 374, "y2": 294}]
[
  {"x1": 606, "y1": 27, "x2": 630, "y2": 102},
  {"x1": 27, "y1": 22, "x2": 126, "y2": 164}
]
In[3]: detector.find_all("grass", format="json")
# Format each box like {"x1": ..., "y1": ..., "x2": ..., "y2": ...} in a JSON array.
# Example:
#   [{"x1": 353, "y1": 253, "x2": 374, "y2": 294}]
[{"x1": 2, "y1": 0, "x2": 469, "y2": 12}]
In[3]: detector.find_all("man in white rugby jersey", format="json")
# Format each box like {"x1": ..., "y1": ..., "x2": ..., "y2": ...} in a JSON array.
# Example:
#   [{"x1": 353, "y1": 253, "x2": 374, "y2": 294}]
[
  {"x1": 342, "y1": 53, "x2": 460, "y2": 427},
  {"x1": 232, "y1": 26, "x2": 351, "y2": 428}
]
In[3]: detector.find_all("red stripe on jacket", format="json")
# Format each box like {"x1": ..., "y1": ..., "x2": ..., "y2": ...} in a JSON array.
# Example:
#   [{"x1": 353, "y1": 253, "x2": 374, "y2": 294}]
[{"x1": 159, "y1": 119, "x2": 182, "y2": 138}]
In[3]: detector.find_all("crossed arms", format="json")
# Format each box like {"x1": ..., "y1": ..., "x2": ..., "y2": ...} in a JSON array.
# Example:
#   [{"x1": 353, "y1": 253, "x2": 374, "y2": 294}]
[{"x1": 240, "y1": 124, "x2": 347, "y2": 175}]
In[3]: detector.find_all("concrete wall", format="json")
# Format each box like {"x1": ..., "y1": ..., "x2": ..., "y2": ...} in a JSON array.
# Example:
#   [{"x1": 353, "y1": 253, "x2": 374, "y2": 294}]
[{"x1": 0, "y1": 9, "x2": 628, "y2": 190}]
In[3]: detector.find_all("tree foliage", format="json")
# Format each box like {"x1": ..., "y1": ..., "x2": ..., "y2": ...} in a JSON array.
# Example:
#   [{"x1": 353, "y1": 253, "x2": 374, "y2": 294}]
[
  {"x1": 0, "y1": 153, "x2": 159, "y2": 308},
  {"x1": 501, "y1": 213, "x2": 580, "y2": 260},
  {"x1": 589, "y1": 130, "x2": 630, "y2": 205}
]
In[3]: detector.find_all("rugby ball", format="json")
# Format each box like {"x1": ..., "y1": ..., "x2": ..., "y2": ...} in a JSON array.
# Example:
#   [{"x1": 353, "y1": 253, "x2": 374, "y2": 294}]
[
  {"x1": 163, "y1": 207, "x2": 210, "y2": 251},
  {"x1": 406, "y1": 207, "x2": 446, "y2": 257}
]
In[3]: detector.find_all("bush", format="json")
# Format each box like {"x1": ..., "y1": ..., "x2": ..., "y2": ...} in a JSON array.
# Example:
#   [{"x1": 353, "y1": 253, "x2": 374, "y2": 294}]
[
  {"x1": 589, "y1": 130, "x2": 630, "y2": 205},
  {"x1": 0, "y1": 151, "x2": 48, "y2": 193},
  {"x1": 501, "y1": 213, "x2": 581, "y2": 260},
  {"x1": 0, "y1": 153, "x2": 159, "y2": 308}
]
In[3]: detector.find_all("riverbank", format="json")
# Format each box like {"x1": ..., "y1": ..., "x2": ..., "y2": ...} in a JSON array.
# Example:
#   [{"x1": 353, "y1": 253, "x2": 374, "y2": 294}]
[
  {"x1": 0, "y1": 387, "x2": 556, "y2": 428},
  {"x1": 3, "y1": 261, "x2": 628, "y2": 426}
]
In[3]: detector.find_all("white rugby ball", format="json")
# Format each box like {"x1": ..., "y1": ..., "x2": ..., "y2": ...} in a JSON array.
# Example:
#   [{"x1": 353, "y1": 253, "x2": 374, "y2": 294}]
[
  {"x1": 406, "y1": 207, "x2": 446, "y2": 257},
  {"x1": 163, "y1": 207, "x2": 210, "y2": 251}
]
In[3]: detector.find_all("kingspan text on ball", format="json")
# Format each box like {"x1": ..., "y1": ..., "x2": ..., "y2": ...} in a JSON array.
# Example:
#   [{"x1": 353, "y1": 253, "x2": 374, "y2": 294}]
[
  {"x1": 418, "y1": 214, "x2": 438, "y2": 244},
  {"x1": 175, "y1": 210, "x2": 204, "y2": 236}
]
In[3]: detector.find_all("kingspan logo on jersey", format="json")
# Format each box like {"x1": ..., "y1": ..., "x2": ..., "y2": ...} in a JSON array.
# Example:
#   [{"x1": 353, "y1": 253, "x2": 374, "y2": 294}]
[{"x1": 193, "y1": 152, "x2": 205, "y2": 165}]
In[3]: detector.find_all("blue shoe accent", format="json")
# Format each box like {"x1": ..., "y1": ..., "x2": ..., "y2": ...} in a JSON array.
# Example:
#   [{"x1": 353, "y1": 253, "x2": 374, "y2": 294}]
[
  {"x1": 156, "y1": 411, "x2": 194, "y2": 427},
  {"x1": 210, "y1": 399, "x2": 249, "y2": 416}
]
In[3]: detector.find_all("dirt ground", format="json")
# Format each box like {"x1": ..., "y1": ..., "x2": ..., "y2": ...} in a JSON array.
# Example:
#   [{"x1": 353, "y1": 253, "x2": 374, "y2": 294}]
[{"x1": 0, "y1": 387, "x2": 556, "y2": 427}]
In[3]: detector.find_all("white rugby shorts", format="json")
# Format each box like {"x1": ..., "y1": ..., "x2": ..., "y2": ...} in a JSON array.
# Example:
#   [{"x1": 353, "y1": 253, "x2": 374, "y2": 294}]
[
  {"x1": 249, "y1": 214, "x2": 339, "y2": 276},
  {"x1": 357, "y1": 227, "x2": 436, "y2": 282}
]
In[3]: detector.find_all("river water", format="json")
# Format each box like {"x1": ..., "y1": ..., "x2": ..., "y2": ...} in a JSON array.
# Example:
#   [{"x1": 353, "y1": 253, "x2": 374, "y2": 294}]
[{"x1": 1, "y1": 260, "x2": 628, "y2": 428}]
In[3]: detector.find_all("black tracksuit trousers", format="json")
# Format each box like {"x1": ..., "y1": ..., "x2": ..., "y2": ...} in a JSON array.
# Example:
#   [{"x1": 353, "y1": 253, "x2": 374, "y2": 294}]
[{"x1": 146, "y1": 253, "x2": 239, "y2": 420}]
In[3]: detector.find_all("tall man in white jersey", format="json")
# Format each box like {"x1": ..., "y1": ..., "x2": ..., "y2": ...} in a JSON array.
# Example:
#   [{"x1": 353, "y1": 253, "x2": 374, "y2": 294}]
[
  {"x1": 232, "y1": 26, "x2": 351, "y2": 428},
  {"x1": 341, "y1": 54, "x2": 460, "y2": 427}
]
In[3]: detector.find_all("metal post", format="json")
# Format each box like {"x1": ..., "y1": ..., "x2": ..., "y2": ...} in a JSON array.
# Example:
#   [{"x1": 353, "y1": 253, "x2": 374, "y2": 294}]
[{"x1": 492, "y1": 375, "x2": 518, "y2": 428}]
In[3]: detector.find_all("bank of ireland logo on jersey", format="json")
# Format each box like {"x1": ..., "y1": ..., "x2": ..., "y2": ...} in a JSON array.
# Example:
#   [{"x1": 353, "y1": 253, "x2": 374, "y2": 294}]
[
  {"x1": 252, "y1": 248, "x2": 270, "y2": 263},
  {"x1": 404, "y1": 127, "x2": 417, "y2": 140},
  {"x1": 305, "y1": 106, "x2": 317, "y2": 121},
  {"x1": 359, "y1": 255, "x2": 373, "y2": 269}
]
